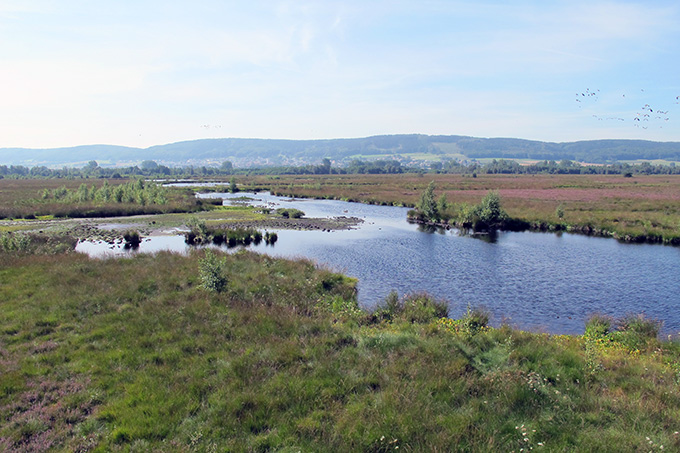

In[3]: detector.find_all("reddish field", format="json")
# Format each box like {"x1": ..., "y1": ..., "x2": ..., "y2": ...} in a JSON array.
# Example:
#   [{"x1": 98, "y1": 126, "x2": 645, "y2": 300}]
[{"x1": 239, "y1": 173, "x2": 680, "y2": 242}]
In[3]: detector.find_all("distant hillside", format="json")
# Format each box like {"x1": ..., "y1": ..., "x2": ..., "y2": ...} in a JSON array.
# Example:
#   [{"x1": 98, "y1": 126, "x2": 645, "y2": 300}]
[{"x1": 2, "y1": 135, "x2": 680, "y2": 167}]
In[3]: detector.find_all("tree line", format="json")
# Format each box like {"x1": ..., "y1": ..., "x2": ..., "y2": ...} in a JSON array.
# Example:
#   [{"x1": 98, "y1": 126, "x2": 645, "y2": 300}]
[{"x1": 1, "y1": 157, "x2": 680, "y2": 179}]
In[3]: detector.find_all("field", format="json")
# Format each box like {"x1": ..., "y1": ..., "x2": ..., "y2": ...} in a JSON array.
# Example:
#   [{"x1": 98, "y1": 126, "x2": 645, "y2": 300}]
[
  {"x1": 2, "y1": 248, "x2": 680, "y2": 451},
  {"x1": 235, "y1": 173, "x2": 680, "y2": 244}
]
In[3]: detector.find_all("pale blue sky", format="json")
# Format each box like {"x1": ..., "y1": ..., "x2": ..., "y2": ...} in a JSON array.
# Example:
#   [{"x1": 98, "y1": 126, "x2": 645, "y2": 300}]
[{"x1": 1, "y1": 0, "x2": 679, "y2": 148}]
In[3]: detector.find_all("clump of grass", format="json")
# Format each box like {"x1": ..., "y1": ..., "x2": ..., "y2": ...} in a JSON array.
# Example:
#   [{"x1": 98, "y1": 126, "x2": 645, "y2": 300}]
[
  {"x1": 372, "y1": 291, "x2": 448, "y2": 323},
  {"x1": 264, "y1": 231, "x2": 278, "y2": 245},
  {"x1": 436, "y1": 304, "x2": 491, "y2": 336},
  {"x1": 276, "y1": 208, "x2": 305, "y2": 219},
  {"x1": 460, "y1": 305, "x2": 491, "y2": 336},
  {"x1": 0, "y1": 232, "x2": 77, "y2": 257},
  {"x1": 584, "y1": 313, "x2": 613, "y2": 338},
  {"x1": 613, "y1": 314, "x2": 661, "y2": 350},
  {"x1": 0, "y1": 231, "x2": 31, "y2": 253},
  {"x1": 185, "y1": 218, "x2": 267, "y2": 248},
  {"x1": 122, "y1": 230, "x2": 141, "y2": 248},
  {"x1": 585, "y1": 313, "x2": 661, "y2": 353}
]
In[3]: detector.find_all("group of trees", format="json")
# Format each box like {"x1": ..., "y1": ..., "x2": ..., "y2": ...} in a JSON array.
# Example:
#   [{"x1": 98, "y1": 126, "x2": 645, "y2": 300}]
[
  {"x1": 412, "y1": 181, "x2": 508, "y2": 231},
  {"x1": 435, "y1": 159, "x2": 680, "y2": 176},
  {"x1": 2, "y1": 156, "x2": 680, "y2": 180}
]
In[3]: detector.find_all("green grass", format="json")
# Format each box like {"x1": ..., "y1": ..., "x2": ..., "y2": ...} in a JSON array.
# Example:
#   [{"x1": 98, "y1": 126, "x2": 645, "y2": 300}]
[{"x1": 2, "y1": 248, "x2": 680, "y2": 451}]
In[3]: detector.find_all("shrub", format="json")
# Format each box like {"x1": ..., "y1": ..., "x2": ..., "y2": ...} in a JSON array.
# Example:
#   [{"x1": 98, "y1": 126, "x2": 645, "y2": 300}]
[{"x1": 198, "y1": 249, "x2": 228, "y2": 293}]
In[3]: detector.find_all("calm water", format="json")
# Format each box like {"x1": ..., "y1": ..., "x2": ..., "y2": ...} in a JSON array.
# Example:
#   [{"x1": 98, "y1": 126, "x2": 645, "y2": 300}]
[{"x1": 77, "y1": 192, "x2": 680, "y2": 335}]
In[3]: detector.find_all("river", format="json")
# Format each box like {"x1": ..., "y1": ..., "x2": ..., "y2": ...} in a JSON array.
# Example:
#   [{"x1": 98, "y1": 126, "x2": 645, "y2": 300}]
[{"x1": 76, "y1": 191, "x2": 680, "y2": 335}]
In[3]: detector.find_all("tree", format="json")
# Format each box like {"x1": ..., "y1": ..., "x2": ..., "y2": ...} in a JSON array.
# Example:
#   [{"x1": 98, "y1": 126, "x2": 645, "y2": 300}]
[
  {"x1": 474, "y1": 190, "x2": 507, "y2": 228},
  {"x1": 320, "y1": 158, "x2": 331, "y2": 174},
  {"x1": 229, "y1": 176, "x2": 238, "y2": 193},
  {"x1": 141, "y1": 160, "x2": 159, "y2": 171},
  {"x1": 220, "y1": 161, "x2": 233, "y2": 173},
  {"x1": 437, "y1": 193, "x2": 450, "y2": 220},
  {"x1": 418, "y1": 181, "x2": 438, "y2": 221}
]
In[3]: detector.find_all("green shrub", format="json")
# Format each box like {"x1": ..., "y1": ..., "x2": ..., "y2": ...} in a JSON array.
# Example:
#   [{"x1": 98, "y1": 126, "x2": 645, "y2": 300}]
[{"x1": 198, "y1": 250, "x2": 228, "y2": 293}]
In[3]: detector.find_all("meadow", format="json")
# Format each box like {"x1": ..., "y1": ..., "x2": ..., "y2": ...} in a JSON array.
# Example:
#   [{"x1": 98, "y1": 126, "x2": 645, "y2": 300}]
[
  {"x1": 1, "y1": 245, "x2": 680, "y2": 451},
  {"x1": 235, "y1": 173, "x2": 680, "y2": 244}
]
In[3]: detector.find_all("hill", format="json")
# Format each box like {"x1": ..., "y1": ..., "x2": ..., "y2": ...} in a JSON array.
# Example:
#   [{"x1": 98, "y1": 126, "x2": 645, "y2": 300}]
[{"x1": 2, "y1": 135, "x2": 680, "y2": 167}]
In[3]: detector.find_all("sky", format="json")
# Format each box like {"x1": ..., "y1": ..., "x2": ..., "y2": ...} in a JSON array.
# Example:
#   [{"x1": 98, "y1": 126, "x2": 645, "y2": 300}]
[{"x1": 1, "y1": 0, "x2": 679, "y2": 149}]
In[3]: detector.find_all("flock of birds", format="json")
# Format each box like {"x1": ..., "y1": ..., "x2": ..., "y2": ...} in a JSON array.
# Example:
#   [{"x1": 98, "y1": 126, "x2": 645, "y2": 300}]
[{"x1": 575, "y1": 88, "x2": 679, "y2": 130}]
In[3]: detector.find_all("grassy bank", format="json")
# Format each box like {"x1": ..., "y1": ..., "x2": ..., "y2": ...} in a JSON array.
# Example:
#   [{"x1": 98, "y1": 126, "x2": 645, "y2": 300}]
[
  {"x1": 232, "y1": 173, "x2": 680, "y2": 245},
  {"x1": 2, "y1": 247, "x2": 680, "y2": 451}
]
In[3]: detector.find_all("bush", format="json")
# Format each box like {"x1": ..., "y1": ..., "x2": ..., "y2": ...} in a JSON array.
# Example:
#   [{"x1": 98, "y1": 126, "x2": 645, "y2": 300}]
[{"x1": 198, "y1": 249, "x2": 228, "y2": 293}]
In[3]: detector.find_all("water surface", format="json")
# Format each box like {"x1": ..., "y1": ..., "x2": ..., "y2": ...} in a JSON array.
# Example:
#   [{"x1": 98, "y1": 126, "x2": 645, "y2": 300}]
[{"x1": 77, "y1": 192, "x2": 680, "y2": 335}]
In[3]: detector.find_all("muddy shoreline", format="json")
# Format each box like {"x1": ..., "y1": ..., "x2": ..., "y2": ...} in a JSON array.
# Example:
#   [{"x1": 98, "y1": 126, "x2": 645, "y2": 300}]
[{"x1": 0, "y1": 214, "x2": 364, "y2": 243}]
